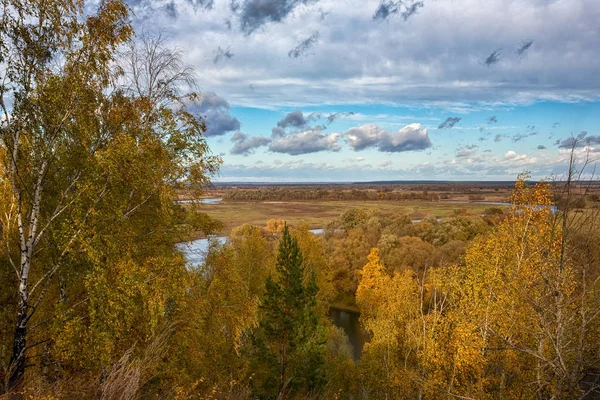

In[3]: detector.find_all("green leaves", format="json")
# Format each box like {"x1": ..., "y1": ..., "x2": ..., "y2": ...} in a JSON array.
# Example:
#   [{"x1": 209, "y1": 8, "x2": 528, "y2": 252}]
[{"x1": 253, "y1": 225, "x2": 327, "y2": 398}]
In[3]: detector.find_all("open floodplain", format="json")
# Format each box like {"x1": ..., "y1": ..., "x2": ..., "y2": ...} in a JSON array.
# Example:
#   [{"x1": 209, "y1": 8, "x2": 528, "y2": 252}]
[{"x1": 178, "y1": 181, "x2": 522, "y2": 237}]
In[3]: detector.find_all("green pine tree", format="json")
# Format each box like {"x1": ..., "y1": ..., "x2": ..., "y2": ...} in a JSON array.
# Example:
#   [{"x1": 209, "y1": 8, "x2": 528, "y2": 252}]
[{"x1": 251, "y1": 224, "x2": 327, "y2": 399}]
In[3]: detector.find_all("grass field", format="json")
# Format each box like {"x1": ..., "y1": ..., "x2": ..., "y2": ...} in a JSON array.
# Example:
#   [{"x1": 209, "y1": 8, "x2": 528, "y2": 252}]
[{"x1": 188, "y1": 200, "x2": 506, "y2": 237}]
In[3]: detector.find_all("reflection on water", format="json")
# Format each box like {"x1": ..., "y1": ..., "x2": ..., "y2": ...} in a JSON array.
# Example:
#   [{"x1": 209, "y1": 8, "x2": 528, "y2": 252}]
[{"x1": 329, "y1": 308, "x2": 368, "y2": 361}]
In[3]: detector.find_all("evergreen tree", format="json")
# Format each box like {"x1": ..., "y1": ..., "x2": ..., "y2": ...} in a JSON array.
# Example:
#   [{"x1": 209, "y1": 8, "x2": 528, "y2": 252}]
[{"x1": 252, "y1": 224, "x2": 327, "y2": 399}]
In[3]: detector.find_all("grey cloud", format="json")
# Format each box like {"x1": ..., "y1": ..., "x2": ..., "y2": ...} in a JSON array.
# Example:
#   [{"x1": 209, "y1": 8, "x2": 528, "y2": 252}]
[
  {"x1": 553, "y1": 122, "x2": 561, "y2": 128},
  {"x1": 271, "y1": 127, "x2": 287, "y2": 138},
  {"x1": 276, "y1": 110, "x2": 353, "y2": 131},
  {"x1": 373, "y1": 2, "x2": 396, "y2": 20},
  {"x1": 344, "y1": 123, "x2": 432, "y2": 153},
  {"x1": 164, "y1": 1, "x2": 177, "y2": 18},
  {"x1": 204, "y1": 111, "x2": 240, "y2": 136},
  {"x1": 556, "y1": 131, "x2": 600, "y2": 148},
  {"x1": 457, "y1": 149, "x2": 474, "y2": 158},
  {"x1": 379, "y1": 124, "x2": 431, "y2": 152},
  {"x1": 288, "y1": 32, "x2": 320, "y2": 58},
  {"x1": 277, "y1": 110, "x2": 308, "y2": 129},
  {"x1": 484, "y1": 49, "x2": 501, "y2": 66},
  {"x1": 213, "y1": 46, "x2": 234, "y2": 64},
  {"x1": 183, "y1": 0, "x2": 214, "y2": 10},
  {"x1": 318, "y1": 8, "x2": 329, "y2": 20},
  {"x1": 269, "y1": 129, "x2": 341, "y2": 155},
  {"x1": 373, "y1": 0, "x2": 424, "y2": 21},
  {"x1": 401, "y1": 1, "x2": 423, "y2": 20},
  {"x1": 537, "y1": 145, "x2": 546, "y2": 150},
  {"x1": 130, "y1": 0, "x2": 600, "y2": 108},
  {"x1": 230, "y1": 0, "x2": 240, "y2": 12},
  {"x1": 494, "y1": 134, "x2": 505, "y2": 142},
  {"x1": 325, "y1": 111, "x2": 355, "y2": 124},
  {"x1": 488, "y1": 116, "x2": 497, "y2": 124},
  {"x1": 512, "y1": 132, "x2": 537, "y2": 142},
  {"x1": 239, "y1": 0, "x2": 317, "y2": 34},
  {"x1": 230, "y1": 131, "x2": 271, "y2": 155},
  {"x1": 344, "y1": 124, "x2": 386, "y2": 151},
  {"x1": 193, "y1": 92, "x2": 241, "y2": 137},
  {"x1": 456, "y1": 144, "x2": 478, "y2": 158},
  {"x1": 438, "y1": 117, "x2": 461, "y2": 129},
  {"x1": 517, "y1": 40, "x2": 534, "y2": 56}
]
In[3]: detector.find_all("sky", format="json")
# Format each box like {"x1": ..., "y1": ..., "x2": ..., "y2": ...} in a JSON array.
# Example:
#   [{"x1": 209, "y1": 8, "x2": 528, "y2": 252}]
[{"x1": 125, "y1": 0, "x2": 600, "y2": 182}]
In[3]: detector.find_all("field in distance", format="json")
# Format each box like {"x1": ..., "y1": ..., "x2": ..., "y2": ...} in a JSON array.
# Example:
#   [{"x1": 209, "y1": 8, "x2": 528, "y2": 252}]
[{"x1": 179, "y1": 182, "x2": 524, "y2": 237}]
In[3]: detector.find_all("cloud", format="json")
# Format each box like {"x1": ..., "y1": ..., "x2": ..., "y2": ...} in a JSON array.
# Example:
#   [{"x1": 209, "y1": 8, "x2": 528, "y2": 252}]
[
  {"x1": 438, "y1": 117, "x2": 461, "y2": 129},
  {"x1": 345, "y1": 124, "x2": 387, "y2": 151},
  {"x1": 230, "y1": 131, "x2": 271, "y2": 155},
  {"x1": 556, "y1": 131, "x2": 600, "y2": 149},
  {"x1": 138, "y1": 0, "x2": 600, "y2": 109},
  {"x1": 517, "y1": 40, "x2": 534, "y2": 56},
  {"x1": 484, "y1": 49, "x2": 501, "y2": 66},
  {"x1": 269, "y1": 129, "x2": 341, "y2": 155},
  {"x1": 512, "y1": 131, "x2": 537, "y2": 142},
  {"x1": 488, "y1": 116, "x2": 497, "y2": 124},
  {"x1": 494, "y1": 134, "x2": 504, "y2": 142},
  {"x1": 275, "y1": 110, "x2": 354, "y2": 132},
  {"x1": 373, "y1": 0, "x2": 424, "y2": 21},
  {"x1": 164, "y1": 1, "x2": 177, "y2": 18},
  {"x1": 239, "y1": 0, "x2": 317, "y2": 34},
  {"x1": 288, "y1": 31, "x2": 320, "y2": 58},
  {"x1": 379, "y1": 124, "x2": 432, "y2": 152},
  {"x1": 400, "y1": 1, "x2": 424, "y2": 20},
  {"x1": 537, "y1": 145, "x2": 546, "y2": 150},
  {"x1": 344, "y1": 123, "x2": 431, "y2": 153},
  {"x1": 213, "y1": 46, "x2": 234, "y2": 64},
  {"x1": 457, "y1": 148, "x2": 475, "y2": 158},
  {"x1": 277, "y1": 110, "x2": 309, "y2": 129},
  {"x1": 325, "y1": 111, "x2": 355, "y2": 124},
  {"x1": 190, "y1": 92, "x2": 241, "y2": 137}
]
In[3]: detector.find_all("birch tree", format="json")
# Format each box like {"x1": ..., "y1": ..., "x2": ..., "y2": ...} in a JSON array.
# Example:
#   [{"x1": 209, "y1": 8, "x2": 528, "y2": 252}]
[{"x1": 0, "y1": 0, "x2": 219, "y2": 391}]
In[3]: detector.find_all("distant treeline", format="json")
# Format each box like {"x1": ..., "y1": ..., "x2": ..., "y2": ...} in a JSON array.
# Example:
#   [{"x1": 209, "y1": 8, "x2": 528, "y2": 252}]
[{"x1": 222, "y1": 188, "x2": 449, "y2": 202}]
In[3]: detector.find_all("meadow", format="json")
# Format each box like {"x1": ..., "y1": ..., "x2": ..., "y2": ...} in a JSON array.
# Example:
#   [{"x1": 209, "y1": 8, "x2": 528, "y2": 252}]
[{"x1": 189, "y1": 199, "x2": 504, "y2": 237}]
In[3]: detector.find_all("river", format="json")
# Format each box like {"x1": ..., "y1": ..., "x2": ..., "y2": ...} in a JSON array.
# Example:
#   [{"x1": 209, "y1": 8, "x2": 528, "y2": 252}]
[
  {"x1": 177, "y1": 197, "x2": 223, "y2": 204},
  {"x1": 329, "y1": 308, "x2": 368, "y2": 360}
]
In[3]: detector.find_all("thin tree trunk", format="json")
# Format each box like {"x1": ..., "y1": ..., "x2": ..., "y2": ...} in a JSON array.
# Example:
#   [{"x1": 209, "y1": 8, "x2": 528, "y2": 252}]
[
  {"x1": 8, "y1": 160, "x2": 47, "y2": 390},
  {"x1": 8, "y1": 291, "x2": 28, "y2": 390}
]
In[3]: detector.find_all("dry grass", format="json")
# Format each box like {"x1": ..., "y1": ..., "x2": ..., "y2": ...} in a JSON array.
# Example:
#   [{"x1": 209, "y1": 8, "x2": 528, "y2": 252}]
[{"x1": 187, "y1": 199, "x2": 503, "y2": 238}]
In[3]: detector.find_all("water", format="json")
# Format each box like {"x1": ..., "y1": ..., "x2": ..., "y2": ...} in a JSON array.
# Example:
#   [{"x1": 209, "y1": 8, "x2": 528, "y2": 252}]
[
  {"x1": 176, "y1": 236, "x2": 227, "y2": 266},
  {"x1": 177, "y1": 197, "x2": 222, "y2": 204},
  {"x1": 449, "y1": 200, "x2": 558, "y2": 214},
  {"x1": 329, "y1": 308, "x2": 368, "y2": 360},
  {"x1": 178, "y1": 229, "x2": 324, "y2": 266}
]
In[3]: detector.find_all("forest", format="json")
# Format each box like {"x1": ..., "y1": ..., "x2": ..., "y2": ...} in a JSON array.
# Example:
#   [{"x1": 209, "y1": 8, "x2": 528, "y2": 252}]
[{"x1": 1, "y1": 0, "x2": 600, "y2": 399}]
